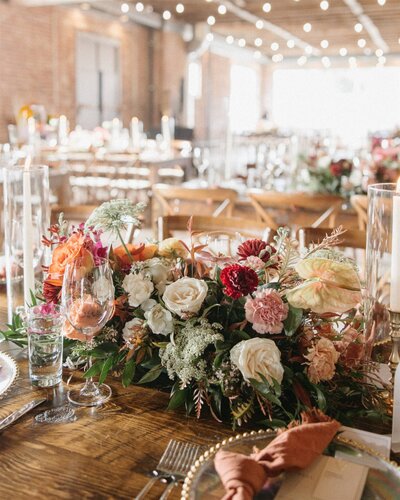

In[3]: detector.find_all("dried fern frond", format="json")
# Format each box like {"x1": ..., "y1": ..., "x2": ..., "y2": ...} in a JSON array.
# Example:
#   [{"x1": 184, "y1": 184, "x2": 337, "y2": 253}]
[
  {"x1": 231, "y1": 396, "x2": 255, "y2": 427},
  {"x1": 305, "y1": 226, "x2": 347, "y2": 257},
  {"x1": 274, "y1": 228, "x2": 299, "y2": 279}
]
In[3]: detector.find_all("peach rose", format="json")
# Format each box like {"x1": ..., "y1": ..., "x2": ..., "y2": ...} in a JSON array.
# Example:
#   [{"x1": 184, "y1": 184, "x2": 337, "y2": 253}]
[
  {"x1": 305, "y1": 338, "x2": 339, "y2": 383},
  {"x1": 114, "y1": 243, "x2": 158, "y2": 269},
  {"x1": 47, "y1": 233, "x2": 94, "y2": 287}
]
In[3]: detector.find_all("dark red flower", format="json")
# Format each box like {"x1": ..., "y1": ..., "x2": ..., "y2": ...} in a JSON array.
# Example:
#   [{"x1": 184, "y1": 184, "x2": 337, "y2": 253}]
[
  {"x1": 237, "y1": 239, "x2": 275, "y2": 263},
  {"x1": 220, "y1": 264, "x2": 258, "y2": 299}
]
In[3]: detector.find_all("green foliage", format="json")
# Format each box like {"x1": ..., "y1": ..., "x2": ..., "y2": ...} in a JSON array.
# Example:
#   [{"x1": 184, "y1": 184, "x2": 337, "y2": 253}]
[{"x1": 0, "y1": 313, "x2": 27, "y2": 347}]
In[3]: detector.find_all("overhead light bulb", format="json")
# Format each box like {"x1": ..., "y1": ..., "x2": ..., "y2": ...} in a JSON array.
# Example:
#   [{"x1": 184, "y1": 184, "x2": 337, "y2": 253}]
[
  {"x1": 320, "y1": 39, "x2": 329, "y2": 49},
  {"x1": 218, "y1": 5, "x2": 227, "y2": 15},
  {"x1": 226, "y1": 35, "x2": 234, "y2": 44},
  {"x1": 287, "y1": 39, "x2": 295, "y2": 48},
  {"x1": 207, "y1": 15, "x2": 216, "y2": 26},
  {"x1": 176, "y1": 3, "x2": 184, "y2": 14},
  {"x1": 263, "y1": 2, "x2": 271, "y2": 13},
  {"x1": 349, "y1": 56, "x2": 357, "y2": 67},
  {"x1": 162, "y1": 10, "x2": 171, "y2": 20},
  {"x1": 339, "y1": 47, "x2": 348, "y2": 56},
  {"x1": 238, "y1": 38, "x2": 246, "y2": 47},
  {"x1": 303, "y1": 23, "x2": 312, "y2": 32},
  {"x1": 272, "y1": 53, "x2": 283, "y2": 63},
  {"x1": 377, "y1": 0, "x2": 386, "y2": 5},
  {"x1": 255, "y1": 38, "x2": 263, "y2": 47},
  {"x1": 305, "y1": 45, "x2": 313, "y2": 55},
  {"x1": 136, "y1": 2, "x2": 144, "y2": 12},
  {"x1": 357, "y1": 38, "x2": 366, "y2": 48},
  {"x1": 271, "y1": 42, "x2": 279, "y2": 51},
  {"x1": 256, "y1": 20, "x2": 264, "y2": 29},
  {"x1": 354, "y1": 23, "x2": 363, "y2": 33},
  {"x1": 320, "y1": 1, "x2": 329, "y2": 10},
  {"x1": 206, "y1": 33, "x2": 214, "y2": 42},
  {"x1": 375, "y1": 48, "x2": 383, "y2": 57},
  {"x1": 121, "y1": 3, "x2": 129, "y2": 13},
  {"x1": 378, "y1": 55, "x2": 386, "y2": 64},
  {"x1": 297, "y1": 55, "x2": 307, "y2": 66},
  {"x1": 322, "y1": 56, "x2": 331, "y2": 67}
]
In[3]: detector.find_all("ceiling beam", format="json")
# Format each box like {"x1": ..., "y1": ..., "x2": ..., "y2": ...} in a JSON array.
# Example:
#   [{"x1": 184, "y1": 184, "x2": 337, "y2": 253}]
[
  {"x1": 220, "y1": 0, "x2": 321, "y2": 56},
  {"x1": 342, "y1": 0, "x2": 389, "y2": 53}
]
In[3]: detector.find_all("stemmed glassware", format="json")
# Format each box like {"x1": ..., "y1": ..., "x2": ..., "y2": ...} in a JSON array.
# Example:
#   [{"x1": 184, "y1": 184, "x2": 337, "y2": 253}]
[{"x1": 62, "y1": 258, "x2": 114, "y2": 406}]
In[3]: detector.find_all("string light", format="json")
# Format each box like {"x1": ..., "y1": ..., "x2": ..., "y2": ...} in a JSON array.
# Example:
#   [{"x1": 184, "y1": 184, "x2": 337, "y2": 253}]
[
  {"x1": 226, "y1": 35, "x2": 234, "y2": 44},
  {"x1": 287, "y1": 39, "x2": 295, "y2": 48},
  {"x1": 256, "y1": 20, "x2": 264, "y2": 29},
  {"x1": 354, "y1": 23, "x2": 363, "y2": 33},
  {"x1": 238, "y1": 38, "x2": 246, "y2": 47},
  {"x1": 136, "y1": 2, "x2": 144, "y2": 12},
  {"x1": 263, "y1": 3, "x2": 272, "y2": 13},
  {"x1": 339, "y1": 47, "x2": 348, "y2": 56},
  {"x1": 320, "y1": 1, "x2": 329, "y2": 10},
  {"x1": 377, "y1": 0, "x2": 386, "y2": 5},
  {"x1": 176, "y1": 3, "x2": 184, "y2": 14},
  {"x1": 322, "y1": 56, "x2": 331, "y2": 68},
  {"x1": 375, "y1": 48, "x2": 383, "y2": 57},
  {"x1": 320, "y1": 39, "x2": 329, "y2": 49},
  {"x1": 121, "y1": 3, "x2": 129, "y2": 13},
  {"x1": 218, "y1": 5, "x2": 227, "y2": 15},
  {"x1": 271, "y1": 42, "x2": 279, "y2": 51},
  {"x1": 207, "y1": 15, "x2": 216, "y2": 25},
  {"x1": 163, "y1": 10, "x2": 171, "y2": 20},
  {"x1": 272, "y1": 53, "x2": 283, "y2": 63},
  {"x1": 305, "y1": 45, "x2": 313, "y2": 55},
  {"x1": 303, "y1": 23, "x2": 312, "y2": 33},
  {"x1": 357, "y1": 38, "x2": 366, "y2": 48},
  {"x1": 255, "y1": 38, "x2": 263, "y2": 47}
]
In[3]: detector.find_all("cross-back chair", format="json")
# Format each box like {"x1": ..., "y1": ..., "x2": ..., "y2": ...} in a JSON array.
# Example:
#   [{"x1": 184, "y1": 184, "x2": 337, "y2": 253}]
[
  {"x1": 350, "y1": 194, "x2": 368, "y2": 230},
  {"x1": 298, "y1": 227, "x2": 366, "y2": 251}
]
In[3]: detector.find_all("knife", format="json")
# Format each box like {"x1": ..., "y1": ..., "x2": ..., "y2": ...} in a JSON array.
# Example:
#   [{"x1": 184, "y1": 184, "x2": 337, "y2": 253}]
[{"x1": 0, "y1": 398, "x2": 47, "y2": 432}]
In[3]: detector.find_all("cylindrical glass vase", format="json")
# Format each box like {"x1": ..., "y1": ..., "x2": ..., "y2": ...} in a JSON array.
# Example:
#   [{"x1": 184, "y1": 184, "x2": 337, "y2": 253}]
[
  {"x1": 3, "y1": 164, "x2": 50, "y2": 320},
  {"x1": 365, "y1": 183, "x2": 397, "y2": 359},
  {"x1": 27, "y1": 304, "x2": 64, "y2": 387}
]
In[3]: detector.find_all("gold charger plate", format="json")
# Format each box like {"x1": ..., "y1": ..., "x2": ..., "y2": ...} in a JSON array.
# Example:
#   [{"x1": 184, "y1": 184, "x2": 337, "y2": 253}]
[{"x1": 182, "y1": 429, "x2": 400, "y2": 500}]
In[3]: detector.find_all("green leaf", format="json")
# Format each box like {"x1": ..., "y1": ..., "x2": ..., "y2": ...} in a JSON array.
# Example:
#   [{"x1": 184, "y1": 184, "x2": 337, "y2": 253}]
[
  {"x1": 283, "y1": 305, "x2": 303, "y2": 337},
  {"x1": 137, "y1": 365, "x2": 163, "y2": 384},
  {"x1": 122, "y1": 359, "x2": 136, "y2": 387},
  {"x1": 312, "y1": 383, "x2": 327, "y2": 412},
  {"x1": 83, "y1": 360, "x2": 103, "y2": 378},
  {"x1": 258, "y1": 418, "x2": 287, "y2": 429},
  {"x1": 167, "y1": 388, "x2": 188, "y2": 410},
  {"x1": 89, "y1": 342, "x2": 119, "y2": 358},
  {"x1": 98, "y1": 356, "x2": 115, "y2": 384}
]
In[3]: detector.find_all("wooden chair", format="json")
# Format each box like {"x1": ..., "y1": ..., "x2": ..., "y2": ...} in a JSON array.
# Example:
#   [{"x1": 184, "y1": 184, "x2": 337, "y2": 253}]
[
  {"x1": 247, "y1": 189, "x2": 343, "y2": 230},
  {"x1": 351, "y1": 194, "x2": 368, "y2": 230},
  {"x1": 152, "y1": 184, "x2": 238, "y2": 218},
  {"x1": 298, "y1": 227, "x2": 367, "y2": 250}
]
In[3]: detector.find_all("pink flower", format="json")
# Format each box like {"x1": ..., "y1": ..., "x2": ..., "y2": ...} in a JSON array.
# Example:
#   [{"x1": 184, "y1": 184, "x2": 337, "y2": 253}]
[
  {"x1": 335, "y1": 327, "x2": 365, "y2": 369},
  {"x1": 244, "y1": 256, "x2": 265, "y2": 271},
  {"x1": 245, "y1": 289, "x2": 288, "y2": 334},
  {"x1": 305, "y1": 338, "x2": 339, "y2": 383}
]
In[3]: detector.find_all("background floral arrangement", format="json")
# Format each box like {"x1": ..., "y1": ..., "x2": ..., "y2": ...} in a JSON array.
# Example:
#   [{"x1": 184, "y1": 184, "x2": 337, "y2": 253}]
[{"x1": 3, "y1": 201, "x2": 388, "y2": 428}]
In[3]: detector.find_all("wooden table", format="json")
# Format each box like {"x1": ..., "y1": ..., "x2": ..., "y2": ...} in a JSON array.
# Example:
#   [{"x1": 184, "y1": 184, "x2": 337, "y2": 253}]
[{"x1": 0, "y1": 343, "x2": 233, "y2": 500}]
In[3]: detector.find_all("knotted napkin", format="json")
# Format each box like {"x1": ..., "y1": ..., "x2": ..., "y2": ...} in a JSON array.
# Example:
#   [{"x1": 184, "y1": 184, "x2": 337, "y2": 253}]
[{"x1": 214, "y1": 409, "x2": 340, "y2": 500}]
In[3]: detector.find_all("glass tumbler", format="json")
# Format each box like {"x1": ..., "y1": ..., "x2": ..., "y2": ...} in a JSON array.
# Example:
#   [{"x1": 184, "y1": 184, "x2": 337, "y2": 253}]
[{"x1": 27, "y1": 304, "x2": 64, "y2": 387}]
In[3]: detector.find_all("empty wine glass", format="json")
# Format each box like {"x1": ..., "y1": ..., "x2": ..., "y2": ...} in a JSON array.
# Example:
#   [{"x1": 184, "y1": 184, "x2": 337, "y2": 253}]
[{"x1": 62, "y1": 258, "x2": 114, "y2": 406}]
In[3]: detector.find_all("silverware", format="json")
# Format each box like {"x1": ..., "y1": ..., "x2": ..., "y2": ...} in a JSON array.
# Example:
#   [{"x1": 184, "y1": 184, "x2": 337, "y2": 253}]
[
  {"x1": 135, "y1": 439, "x2": 201, "y2": 500},
  {"x1": 0, "y1": 398, "x2": 46, "y2": 432}
]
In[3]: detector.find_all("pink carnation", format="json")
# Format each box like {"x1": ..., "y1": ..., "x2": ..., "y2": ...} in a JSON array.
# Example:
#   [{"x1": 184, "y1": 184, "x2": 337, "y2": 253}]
[
  {"x1": 245, "y1": 256, "x2": 265, "y2": 271},
  {"x1": 305, "y1": 338, "x2": 339, "y2": 383},
  {"x1": 245, "y1": 289, "x2": 288, "y2": 334}
]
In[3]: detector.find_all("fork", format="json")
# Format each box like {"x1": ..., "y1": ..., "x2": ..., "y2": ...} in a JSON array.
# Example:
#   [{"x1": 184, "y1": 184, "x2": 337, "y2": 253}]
[{"x1": 135, "y1": 439, "x2": 201, "y2": 500}]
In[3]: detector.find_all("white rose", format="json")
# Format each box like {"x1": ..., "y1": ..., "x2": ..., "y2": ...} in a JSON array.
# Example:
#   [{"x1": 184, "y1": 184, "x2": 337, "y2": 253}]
[
  {"x1": 145, "y1": 304, "x2": 173, "y2": 335},
  {"x1": 146, "y1": 258, "x2": 170, "y2": 284},
  {"x1": 230, "y1": 338, "x2": 284, "y2": 384},
  {"x1": 163, "y1": 277, "x2": 208, "y2": 317},
  {"x1": 123, "y1": 272, "x2": 154, "y2": 307},
  {"x1": 122, "y1": 318, "x2": 145, "y2": 346}
]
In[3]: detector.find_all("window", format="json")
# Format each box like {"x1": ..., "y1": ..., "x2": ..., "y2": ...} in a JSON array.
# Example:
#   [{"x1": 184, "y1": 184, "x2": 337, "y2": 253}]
[{"x1": 272, "y1": 67, "x2": 400, "y2": 145}]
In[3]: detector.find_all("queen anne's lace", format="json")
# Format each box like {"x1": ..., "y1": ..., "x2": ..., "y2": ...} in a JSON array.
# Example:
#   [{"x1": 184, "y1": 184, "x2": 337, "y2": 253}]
[{"x1": 85, "y1": 199, "x2": 146, "y2": 233}]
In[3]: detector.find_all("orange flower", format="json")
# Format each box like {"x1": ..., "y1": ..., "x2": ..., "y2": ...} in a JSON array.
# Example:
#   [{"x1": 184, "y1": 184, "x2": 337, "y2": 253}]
[
  {"x1": 47, "y1": 233, "x2": 94, "y2": 286},
  {"x1": 114, "y1": 243, "x2": 158, "y2": 268}
]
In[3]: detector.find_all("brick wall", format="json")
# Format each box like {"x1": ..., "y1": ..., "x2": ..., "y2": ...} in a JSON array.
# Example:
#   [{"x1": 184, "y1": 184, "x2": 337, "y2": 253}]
[{"x1": 0, "y1": 4, "x2": 188, "y2": 142}]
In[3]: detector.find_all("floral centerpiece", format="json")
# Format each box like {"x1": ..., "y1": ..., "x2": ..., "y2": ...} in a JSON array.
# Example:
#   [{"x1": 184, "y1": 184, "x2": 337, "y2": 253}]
[
  {"x1": 370, "y1": 145, "x2": 400, "y2": 183},
  {"x1": 299, "y1": 153, "x2": 354, "y2": 196},
  {"x1": 3, "y1": 201, "x2": 388, "y2": 428}
]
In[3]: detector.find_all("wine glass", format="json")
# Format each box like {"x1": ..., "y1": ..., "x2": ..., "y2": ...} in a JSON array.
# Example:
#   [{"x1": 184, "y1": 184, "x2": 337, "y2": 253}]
[{"x1": 62, "y1": 258, "x2": 115, "y2": 406}]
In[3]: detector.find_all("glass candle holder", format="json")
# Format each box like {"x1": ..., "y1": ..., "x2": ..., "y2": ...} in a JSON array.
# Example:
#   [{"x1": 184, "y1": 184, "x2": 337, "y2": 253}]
[
  {"x1": 27, "y1": 304, "x2": 64, "y2": 387},
  {"x1": 3, "y1": 164, "x2": 50, "y2": 320},
  {"x1": 365, "y1": 183, "x2": 398, "y2": 359}
]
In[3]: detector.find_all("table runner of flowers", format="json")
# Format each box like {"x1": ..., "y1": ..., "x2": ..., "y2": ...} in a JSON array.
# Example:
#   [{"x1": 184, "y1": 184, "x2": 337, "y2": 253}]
[{"x1": 3, "y1": 201, "x2": 389, "y2": 428}]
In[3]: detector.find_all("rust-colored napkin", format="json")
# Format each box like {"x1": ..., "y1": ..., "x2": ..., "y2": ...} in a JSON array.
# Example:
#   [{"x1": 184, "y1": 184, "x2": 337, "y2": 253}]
[{"x1": 214, "y1": 409, "x2": 340, "y2": 500}]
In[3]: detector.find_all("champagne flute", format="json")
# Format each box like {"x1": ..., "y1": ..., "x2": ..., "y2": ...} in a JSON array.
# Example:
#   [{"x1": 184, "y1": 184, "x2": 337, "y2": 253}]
[{"x1": 62, "y1": 258, "x2": 114, "y2": 406}]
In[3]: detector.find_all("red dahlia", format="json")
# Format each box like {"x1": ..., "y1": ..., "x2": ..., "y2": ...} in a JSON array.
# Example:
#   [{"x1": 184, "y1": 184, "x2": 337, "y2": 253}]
[
  {"x1": 237, "y1": 239, "x2": 275, "y2": 263},
  {"x1": 220, "y1": 264, "x2": 258, "y2": 299}
]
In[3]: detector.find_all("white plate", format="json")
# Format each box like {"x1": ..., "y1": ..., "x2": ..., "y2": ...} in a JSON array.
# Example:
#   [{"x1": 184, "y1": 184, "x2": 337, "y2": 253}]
[{"x1": 0, "y1": 352, "x2": 19, "y2": 399}]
